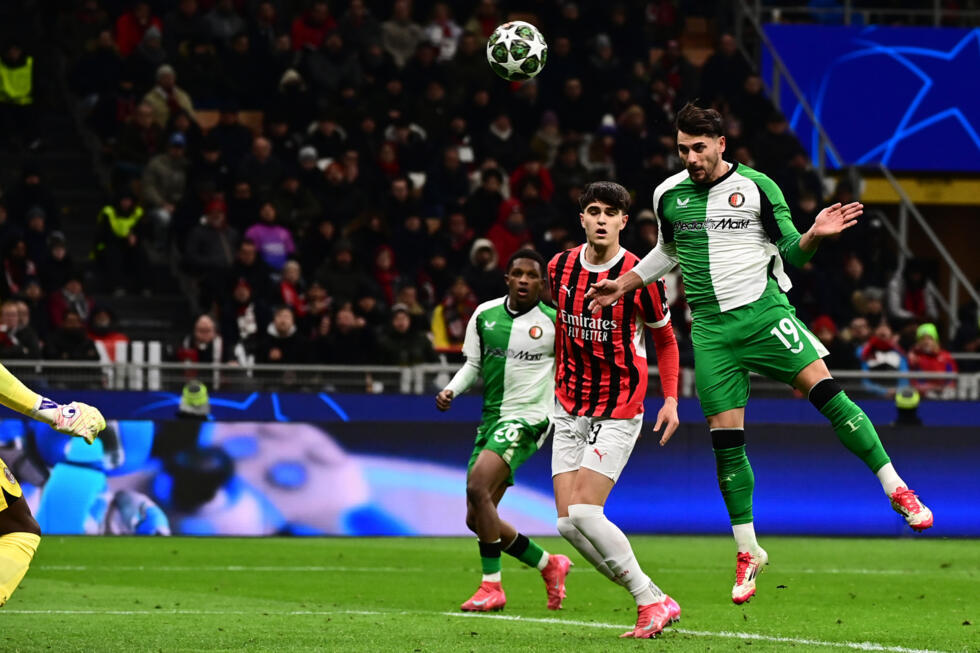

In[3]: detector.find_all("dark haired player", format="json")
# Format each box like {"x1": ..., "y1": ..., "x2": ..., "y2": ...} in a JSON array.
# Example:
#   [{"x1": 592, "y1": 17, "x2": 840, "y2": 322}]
[
  {"x1": 437, "y1": 249, "x2": 572, "y2": 613},
  {"x1": 587, "y1": 103, "x2": 933, "y2": 605},
  {"x1": 548, "y1": 182, "x2": 681, "y2": 639}
]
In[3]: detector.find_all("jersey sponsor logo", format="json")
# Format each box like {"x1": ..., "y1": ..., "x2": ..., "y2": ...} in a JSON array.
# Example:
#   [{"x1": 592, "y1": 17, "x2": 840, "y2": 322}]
[
  {"x1": 676, "y1": 197, "x2": 691, "y2": 207},
  {"x1": 485, "y1": 346, "x2": 545, "y2": 362},
  {"x1": 559, "y1": 309, "x2": 618, "y2": 343},
  {"x1": 675, "y1": 218, "x2": 751, "y2": 232},
  {"x1": 528, "y1": 325, "x2": 543, "y2": 339},
  {"x1": 483, "y1": 320, "x2": 496, "y2": 330},
  {"x1": 728, "y1": 191, "x2": 745, "y2": 207}
]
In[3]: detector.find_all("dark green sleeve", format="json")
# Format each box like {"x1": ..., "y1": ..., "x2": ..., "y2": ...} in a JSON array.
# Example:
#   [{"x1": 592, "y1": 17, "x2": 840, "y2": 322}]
[{"x1": 755, "y1": 176, "x2": 814, "y2": 268}]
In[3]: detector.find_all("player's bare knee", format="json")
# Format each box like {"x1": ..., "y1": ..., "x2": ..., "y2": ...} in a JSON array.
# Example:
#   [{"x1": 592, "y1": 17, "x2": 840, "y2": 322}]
[
  {"x1": 0, "y1": 500, "x2": 40, "y2": 536},
  {"x1": 465, "y1": 482, "x2": 493, "y2": 507}
]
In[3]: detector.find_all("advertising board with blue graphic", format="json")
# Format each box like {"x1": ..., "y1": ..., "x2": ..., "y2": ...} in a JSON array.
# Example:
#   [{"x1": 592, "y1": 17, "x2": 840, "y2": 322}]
[
  {"x1": 2, "y1": 417, "x2": 975, "y2": 538},
  {"x1": 762, "y1": 24, "x2": 980, "y2": 171}
]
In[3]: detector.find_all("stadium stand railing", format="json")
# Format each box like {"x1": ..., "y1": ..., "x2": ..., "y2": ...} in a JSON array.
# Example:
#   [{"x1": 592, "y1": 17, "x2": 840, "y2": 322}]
[
  {"x1": 3, "y1": 359, "x2": 975, "y2": 400},
  {"x1": 734, "y1": 0, "x2": 980, "y2": 340}
]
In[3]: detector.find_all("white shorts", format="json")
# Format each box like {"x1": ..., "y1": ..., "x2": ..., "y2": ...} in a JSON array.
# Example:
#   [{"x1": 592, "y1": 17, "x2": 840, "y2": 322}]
[{"x1": 550, "y1": 403, "x2": 644, "y2": 482}]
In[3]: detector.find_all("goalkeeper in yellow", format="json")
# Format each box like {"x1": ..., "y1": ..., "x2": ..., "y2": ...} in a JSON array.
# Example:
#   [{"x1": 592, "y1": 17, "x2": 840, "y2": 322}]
[{"x1": 0, "y1": 363, "x2": 105, "y2": 607}]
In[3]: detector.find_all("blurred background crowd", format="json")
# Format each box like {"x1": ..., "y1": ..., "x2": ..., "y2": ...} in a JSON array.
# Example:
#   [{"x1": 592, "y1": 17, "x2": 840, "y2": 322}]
[{"x1": 0, "y1": 0, "x2": 973, "y2": 397}]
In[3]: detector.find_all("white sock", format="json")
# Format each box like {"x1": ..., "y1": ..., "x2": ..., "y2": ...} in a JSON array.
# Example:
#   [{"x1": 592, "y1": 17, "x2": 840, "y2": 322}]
[
  {"x1": 482, "y1": 571, "x2": 501, "y2": 582},
  {"x1": 876, "y1": 462, "x2": 904, "y2": 496},
  {"x1": 568, "y1": 504, "x2": 656, "y2": 605},
  {"x1": 556, "y1": 516, "x2": 621, "y2": 584},
  {"x1": 536, "y1": 552, "x2": 550, "y2": 571},
  {"x1": 732, "y1": 523, "x2": 760, "y2": 553}
]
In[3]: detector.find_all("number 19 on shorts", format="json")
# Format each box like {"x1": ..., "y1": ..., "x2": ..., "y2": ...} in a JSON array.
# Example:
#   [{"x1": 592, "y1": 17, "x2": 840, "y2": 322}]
[{"x1": 770, "y1": 318, "x2": 805, "y2": 354}]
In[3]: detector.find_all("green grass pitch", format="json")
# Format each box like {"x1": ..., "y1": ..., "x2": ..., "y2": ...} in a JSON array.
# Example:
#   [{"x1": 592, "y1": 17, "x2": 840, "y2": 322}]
[{"x1": 1, "y1": 536, "x2": 976, "y2": 652}]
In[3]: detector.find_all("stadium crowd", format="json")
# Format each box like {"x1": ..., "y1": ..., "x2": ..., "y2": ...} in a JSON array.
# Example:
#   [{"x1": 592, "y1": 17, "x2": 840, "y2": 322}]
[{"x1": 0, "y1": 0, "x2": 973, "y2": 392}]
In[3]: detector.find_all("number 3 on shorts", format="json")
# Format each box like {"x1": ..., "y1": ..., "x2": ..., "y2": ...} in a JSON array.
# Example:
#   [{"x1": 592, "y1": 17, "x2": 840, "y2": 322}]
[
  {"x1": 493, "y1": 423, "x2": 522, "y2": 443},
  {"x1": 770, "y1": 317, "x2": 805, "y2": 354}
]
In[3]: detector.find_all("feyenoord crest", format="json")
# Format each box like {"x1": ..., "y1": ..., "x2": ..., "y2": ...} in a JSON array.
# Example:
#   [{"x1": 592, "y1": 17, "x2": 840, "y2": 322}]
[
  {"x1": 528, "y1": 325, "x2": 543, "y2": 339},
  {"x1": 728, "y1": 191, "x2": 745, "y2": 208}
]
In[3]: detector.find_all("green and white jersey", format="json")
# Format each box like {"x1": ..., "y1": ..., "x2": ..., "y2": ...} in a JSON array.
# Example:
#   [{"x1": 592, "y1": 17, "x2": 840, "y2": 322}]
[
  {"x1": 650, "y1": 162, "x2": 813, "y2": 319},
  {"x1": 445, "y1": 297, "x2": 557, "y2": 426}
]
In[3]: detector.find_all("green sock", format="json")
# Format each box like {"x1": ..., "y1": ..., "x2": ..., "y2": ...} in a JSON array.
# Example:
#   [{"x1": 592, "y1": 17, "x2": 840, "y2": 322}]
[
  {"x1": 713, "y1": 432, "x2": 755, "y2": 525},
  {"x1": 478, "y1": 540, "x2": 502, "y2": 576},
  {"x1": 820, "y1": 392, "x2": 891, "y2": 472},
  {"x1": 503, "y1": 533, "x2": 547, "y2": 568}
]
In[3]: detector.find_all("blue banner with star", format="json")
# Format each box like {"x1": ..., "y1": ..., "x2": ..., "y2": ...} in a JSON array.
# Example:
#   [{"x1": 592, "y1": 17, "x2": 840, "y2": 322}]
[{"x1": 762, "y1": 24, "x2": 980, "y2": 172}]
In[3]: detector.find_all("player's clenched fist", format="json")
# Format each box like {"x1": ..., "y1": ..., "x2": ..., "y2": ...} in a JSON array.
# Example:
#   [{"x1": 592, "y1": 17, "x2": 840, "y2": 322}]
[
  {"x1": 435, "y1": 389, "x2": 454, "y2": 412},
  {"x1": 32, "y1": 398, "x2": 107, "y2": 444}
]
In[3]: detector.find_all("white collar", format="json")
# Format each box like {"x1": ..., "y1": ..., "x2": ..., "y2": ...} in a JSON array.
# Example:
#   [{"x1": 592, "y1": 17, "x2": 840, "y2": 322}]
[{"x1": 579, "y1": 244, "x2": 625, "y2": 273}]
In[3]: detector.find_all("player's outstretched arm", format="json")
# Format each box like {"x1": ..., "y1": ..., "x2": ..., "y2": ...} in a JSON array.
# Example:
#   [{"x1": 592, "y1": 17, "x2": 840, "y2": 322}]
[
  {"x1": 435, "y1": 389, "x2": 454, "y2": 412},
  {"x1": 800, "y1": 201, "x2": 863, "y2": 252},
  {"x1": 0, "y1": 362, "x2": 105, "y2": 444}
]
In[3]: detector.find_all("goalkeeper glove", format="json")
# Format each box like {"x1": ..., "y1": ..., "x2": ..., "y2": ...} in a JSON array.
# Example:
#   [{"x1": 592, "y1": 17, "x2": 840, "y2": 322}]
[{"x1": 31, "y1": 397, "x2": 106, "y2": 444}]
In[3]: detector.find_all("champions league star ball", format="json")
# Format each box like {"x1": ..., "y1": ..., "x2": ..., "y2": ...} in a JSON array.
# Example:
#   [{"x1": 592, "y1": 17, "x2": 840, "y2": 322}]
[{"x1": 486, "y1": 21, "x2": 548, "y2": 81}]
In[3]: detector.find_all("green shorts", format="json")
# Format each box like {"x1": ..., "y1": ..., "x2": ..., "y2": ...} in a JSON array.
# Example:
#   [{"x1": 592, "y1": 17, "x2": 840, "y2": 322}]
[
  {"x1": 468, "y1": 418, "x2": 552, "y2": 486},
  {"x1": 692, "y1": 294, "x2": 828, "y2": 418}
]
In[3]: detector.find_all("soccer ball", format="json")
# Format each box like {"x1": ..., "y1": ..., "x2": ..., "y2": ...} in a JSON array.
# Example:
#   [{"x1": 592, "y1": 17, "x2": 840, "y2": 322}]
[{"x1": 486, "y1": 21, "x2": 548, "y2": 82}]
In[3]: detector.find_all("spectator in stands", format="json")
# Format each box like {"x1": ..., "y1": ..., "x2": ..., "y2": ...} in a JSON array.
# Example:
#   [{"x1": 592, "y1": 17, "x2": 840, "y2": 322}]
[
  {"x1": 114, "y1": 102, "x2": 164, "y2": 179},
  {"x1": 115, "y1": 1, "x2": 161, "y2": 57},
  {"x1": 301, "y1": 30, "x2": 363, "y2": 98},
  {"x1": 481, "y1": 112, "x2": 525, "y2": 172},
  {"x1": 392, "y1": 215, "x2": 429, "y2": 280},
  {"x1": 339, "y1": 0, "x2": 381, "y2": 53},
  {"x1": 700, "y1": 33, "x2": 752, "y2": 105},
  {"x1": 953, "y1": 296, "x2": 980, "y2": 372},
  {"x1": 753, "y1": 111, "x2": 804, "y2": 175},
  {"x1": 0, "y1": 299, "x2": 41, "y2": 359},
  {"x1": 69, "y1": 29, "x2": 122, "y2": 110},
  {"x1": 858, "y1": 321, "x2": 909, "y2": 398},
  {"x1": 305, "y1": 111, "x2": 346, "y2": 161},
  {"x1": 257, "y1": 306, "x2": 306, "y2": 364},
  {"x1": 185, "y1": 197, "x2": 240, "y2": 312},
  {"x1": 229, "y1": 238, "x2": 274, "y2": 303},
  {"x1": 315, "y1": 239, "x2": 375, "y2": 307},
  {"x1": 278, "y1": 259, "x2": 307, "y2": 318},
  {"x1": 210, "y1": 103, "x2": 255, "y2": 162},
  {"x1": 424, "y1": 3, "x2": 462, "y2": 62},
  {"x1": 221, "y1": 277, "x2": 270, "y2": 365},
  {"x1": 166, "y1": 109, "x2": 204, "y2": 160},
  {"x1": 175, "y1": 34, "x2": 222, "y2": 109},
  {"x1": 142, "y1": 132, "x2": 189, "y2": 245},
  {"x1": 2, "y1": 238, "x2": 37, "y2": 298},
  {"x1": 887, "y1": 258, "x2": 938, "y2": 328},
  {"x1": 299, "y1": 280, "x2": 331, "y2": 337},
  {"x1": 423, "y1": 146, "x2": 470, "y2": 217},
  {"x1": 377, "y1": 302, "x2": 436, "y2": 365},
  {"x1": 431, "y1": 275, "x2": 477, "y2": 353},
  {"x1": 382, "y1": 0, "x2": 424, "y2": 69},
  {"x1": 299, "y1": 219, "x2": 336, "y2": 278},
  {"x1": 175, "y1": 313, "x2": 231, "y2": 363},
  {"x1": 316, "y1": 161, "x2": 365, "y2": 228},
  {"x1": 48, "y1": 277, "x2": 93, "y2": 329},
  {"x1": 57, "y1": 0, "x2": 111, "y2": 57},
  {"x1": 250, "y1": 1, "x2": 282, "y2": 55},
  {"x1": 487, "y1": 200, "x2": 532, "y2": 271},
  {"x1": 18, "y1": 277, "x2": 48, "y2": 341},
  {"x1": 627, "y1": 209, "x2": 659, "y2": 259},
  {"x1": 163, "y1": 0, "x2": 205, "y2": 58},
  {"x1": 143, "y1": 65, "x2": 195, "y2": 130},
  {"x1": 272, "y1": 170, "x2": 321, "y2": 234},
  {"x1": 238, "y1": 136, "x2": 283, "y2": 200},
  {"x1": 290, "y1": 0, "x2": 335, "y2": 51},
  {"x1": 222, "y1": 33, "x2": 264, "y2": 109},
  {"x1": 322, "y1": 302, "x2": 375, "y2": 364},
  {"x1": 126, "y1": 25, "x2": 167, "y2": 91},
  {"x1": 811, "y1": 314, "x2": 859, "y2": 371},
  {"x1": 370, "y1": 245, "x2": 401, "y2": 307},
  {"x1": 190, "y1": 134, "x2": 231, "y2": 193},
  {"x1": 462, "y1": 238, "x2": 503, "y2": 303},
  {"x1": 23, "y1": 207, "x2": 50, "y2": 269},
  {"x1": 88, "y1": 306, "x2": 129, "y2": 361},
  {"x1": 93, "y1": 191, "x2": 149, "y2": 296},
  {"x1": 203, "y1": 0, "x2": 246, "y2": 49},
  {"x1": 45, "y1": 310, "x2": 99, "y2": 361},
  {"x1": 463, "y1": 166, "x2": 503, "y2": 237},
  {"x1": 856, "y1": 286, "x2": 887, "y2": 328},
  {"x1": 5, "y1": 165, "x2": 60, "y2": 230},
  {"x1": 38, "y1": 232, "x2": 75, "y2": 296},
  {"x1": 440, "y1": 210, "x2": 474, "y2": 273},
  {"x1": 908, "y1": 322, "x2": 958, "y2": 398}
]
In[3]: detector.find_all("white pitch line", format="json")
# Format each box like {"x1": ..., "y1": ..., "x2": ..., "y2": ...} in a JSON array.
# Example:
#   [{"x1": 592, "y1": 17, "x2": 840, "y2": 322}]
[
  {"x1": 0, "y1": 607, "x2": 951, "y2": 653},
  {"x1": 33, "y1": 564, "x2": 970, "y2": 577},
  {"x1": 36, "y1": 565, "x2": 424, "y2": 573}
]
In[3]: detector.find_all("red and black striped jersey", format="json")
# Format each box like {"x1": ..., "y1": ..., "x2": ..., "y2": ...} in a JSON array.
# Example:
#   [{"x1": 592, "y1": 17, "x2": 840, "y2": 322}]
[{"x1": 549, "y1": 244, "x2": 674, "y2": 419}]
